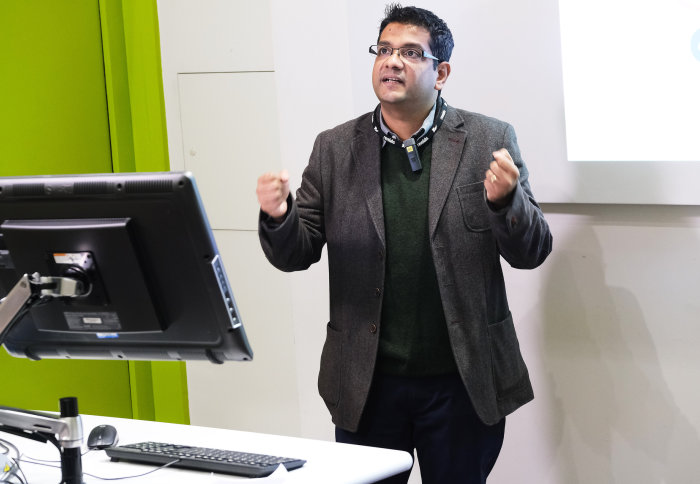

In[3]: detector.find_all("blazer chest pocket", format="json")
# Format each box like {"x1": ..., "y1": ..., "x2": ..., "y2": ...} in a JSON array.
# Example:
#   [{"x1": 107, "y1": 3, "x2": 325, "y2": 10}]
[{"x1": 456, "y1": 183, "x2": 490, "y2": 232}]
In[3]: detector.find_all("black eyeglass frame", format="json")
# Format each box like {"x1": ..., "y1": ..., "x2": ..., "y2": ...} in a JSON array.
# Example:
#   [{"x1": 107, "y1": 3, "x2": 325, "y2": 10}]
[{"x1": 368, "y1": 44, "x2": 443, "y2": 63}]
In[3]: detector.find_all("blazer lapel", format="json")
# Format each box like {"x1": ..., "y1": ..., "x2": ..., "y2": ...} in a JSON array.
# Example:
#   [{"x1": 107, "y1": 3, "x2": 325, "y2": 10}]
[
  {"x1": 352, "y1": 128, "x2": 385, "y2": 247},
  {"x1": 429, "y1": 108, "x2": 466, "y2": 238}
]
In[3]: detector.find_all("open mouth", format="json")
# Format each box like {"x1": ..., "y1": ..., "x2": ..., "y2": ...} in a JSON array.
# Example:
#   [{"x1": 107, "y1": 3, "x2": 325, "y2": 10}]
[{"x1": 382, "y1": 76, "x2": 403, "y2": 84}]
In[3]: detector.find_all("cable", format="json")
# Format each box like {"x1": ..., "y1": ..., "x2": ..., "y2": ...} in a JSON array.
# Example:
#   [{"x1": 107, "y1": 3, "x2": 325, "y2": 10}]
[
  {"x1": 11, "y1": 459, "x2": 26, "y2": 484},
  {"x1": 21, "y1": 447, "x2": 94, "y2": 464},
  {"x1": 82, "y1": 458, "x2": 181, "y2": 481},
  {"x1": 0, "y1": 440, "x2": 18, "y2": 483},
  {"x1": 19, "y1": 455, "x2": 182, "y2": 481},
  {"x1": 1, "y1": 442, "x2": 24, "y2": 484},
  {"x1": 0, "y1": 452, "x2": 25, "y2": 484},
  {"x1": 4, "y1": 458, "x2": 26, "y2": 484},
  {"x1": 0, "y1": 455, "x2": 24, "y2": 484}
]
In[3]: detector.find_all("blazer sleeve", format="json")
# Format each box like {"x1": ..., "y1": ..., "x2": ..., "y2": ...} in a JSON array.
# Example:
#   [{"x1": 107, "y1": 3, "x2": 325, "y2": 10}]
[
  {"x1": 487, "y1": 123, "x2": 553, "y2": 269},
  {"x1": 258, "y1": 133, "x2": 327, "y2": 272}
]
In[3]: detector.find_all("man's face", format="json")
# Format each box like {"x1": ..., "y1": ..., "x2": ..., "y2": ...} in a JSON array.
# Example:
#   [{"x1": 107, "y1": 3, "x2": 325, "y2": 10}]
[{"x1": 372, "y1": 22, "x2": 440, "y2": 111}]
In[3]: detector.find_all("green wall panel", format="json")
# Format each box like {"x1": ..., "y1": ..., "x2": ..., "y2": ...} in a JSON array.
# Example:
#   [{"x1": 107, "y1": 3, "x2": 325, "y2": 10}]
[
  {"x1": 0, "y1": 0, "x2": 187, "y2": 424},
  {"x1": 0, "y1": 0, "x2": 129, "y2": 417},
  {"x1": 0, "y1": 0, "x2": 113, "y2": 175},
  {"x1": 0, "y1": 350, "x2": 134, "y2": 417}
]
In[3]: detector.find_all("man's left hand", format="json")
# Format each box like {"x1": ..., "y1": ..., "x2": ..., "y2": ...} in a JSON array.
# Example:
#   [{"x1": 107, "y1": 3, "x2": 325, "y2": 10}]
[{"x1": 484, "y1": 148, "x2": 519, "y2": 207}]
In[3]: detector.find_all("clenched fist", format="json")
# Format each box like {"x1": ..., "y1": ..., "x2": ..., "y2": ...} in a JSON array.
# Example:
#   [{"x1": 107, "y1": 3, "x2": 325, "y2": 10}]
[
  {"x1": 257, "y1": 169, "x2": 290, "y2": 221},
  {"x1": 484, "y1": 149, "x2": 519, "y2": 206}
]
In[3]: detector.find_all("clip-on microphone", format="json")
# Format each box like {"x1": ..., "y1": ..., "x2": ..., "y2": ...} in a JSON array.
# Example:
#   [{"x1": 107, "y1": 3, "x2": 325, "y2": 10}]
[
  {"x1": 371, "y1": 97, "x2": 448, "y2": 173},
  {"x1": 402, "y1": 137, "x2": 422, "y2": 172}
]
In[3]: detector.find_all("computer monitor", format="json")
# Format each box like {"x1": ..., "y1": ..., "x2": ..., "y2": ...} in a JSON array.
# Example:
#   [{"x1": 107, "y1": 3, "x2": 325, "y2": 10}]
[{"x1": 0, "y1": 171, "x2": 252, "y2": 363}]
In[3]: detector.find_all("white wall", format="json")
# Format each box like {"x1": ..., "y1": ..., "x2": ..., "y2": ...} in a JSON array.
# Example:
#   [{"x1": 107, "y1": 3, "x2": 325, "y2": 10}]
[
  {"x1": 157, "y1": 1, "x2": 700, "y2": 482},
  {"x1": 493, "y1": 204, "x2": 700, "y2": 483}
]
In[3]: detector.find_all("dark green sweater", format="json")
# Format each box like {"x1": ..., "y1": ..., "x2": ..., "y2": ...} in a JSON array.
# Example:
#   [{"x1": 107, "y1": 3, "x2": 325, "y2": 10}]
[{"x1": 377, "y1": 140, "x2": 458, "y2": 376}]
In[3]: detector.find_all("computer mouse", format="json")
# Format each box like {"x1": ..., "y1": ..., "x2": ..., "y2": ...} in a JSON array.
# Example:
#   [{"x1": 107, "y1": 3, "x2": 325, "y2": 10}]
[{"x1": 87, "y1": 424, "x2": 119, "y2": 450}]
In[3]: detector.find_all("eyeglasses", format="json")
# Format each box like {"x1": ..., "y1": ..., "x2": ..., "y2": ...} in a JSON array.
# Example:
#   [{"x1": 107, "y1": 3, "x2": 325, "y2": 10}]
[{"x1": 369, "y1": 44, "x2": 441, "y2": 63}]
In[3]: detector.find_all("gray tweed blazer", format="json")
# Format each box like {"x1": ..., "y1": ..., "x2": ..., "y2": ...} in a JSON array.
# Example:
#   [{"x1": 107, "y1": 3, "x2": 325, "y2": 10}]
[{"x1": 259, "y1": 105, "x2": 553, "y2": 432}]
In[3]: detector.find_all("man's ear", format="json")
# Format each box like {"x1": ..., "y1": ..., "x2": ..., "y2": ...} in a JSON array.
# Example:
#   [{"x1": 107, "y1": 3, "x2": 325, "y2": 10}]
[{"x1": 434, "y1": 62, "x2": 451, "y2": 90}]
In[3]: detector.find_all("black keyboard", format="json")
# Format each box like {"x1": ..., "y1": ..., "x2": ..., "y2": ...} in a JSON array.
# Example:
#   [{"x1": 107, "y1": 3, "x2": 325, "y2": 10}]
[{"x1": 105, "y1": 441, "x2": 306, "y2": 478}]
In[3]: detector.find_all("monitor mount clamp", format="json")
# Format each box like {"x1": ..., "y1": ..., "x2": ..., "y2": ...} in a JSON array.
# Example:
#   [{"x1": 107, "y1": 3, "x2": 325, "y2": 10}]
[{"x1": 0, "y1": 272, "x2": 87, "y2": 346}]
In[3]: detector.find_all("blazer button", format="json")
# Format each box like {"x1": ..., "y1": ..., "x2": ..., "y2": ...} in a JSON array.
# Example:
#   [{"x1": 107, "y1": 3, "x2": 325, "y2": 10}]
[
  {"x1": 369, "y1": 323, "x2": 377, "y2": 334},
  {"x1": 375, "y1": 288, "x2": 381, "y2": 297}
]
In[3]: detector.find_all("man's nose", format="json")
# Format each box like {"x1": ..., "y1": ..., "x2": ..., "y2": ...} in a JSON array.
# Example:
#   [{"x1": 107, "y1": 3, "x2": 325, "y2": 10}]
[{"x1": 385, "y1": 49, "x2": 405, "y2": 67}]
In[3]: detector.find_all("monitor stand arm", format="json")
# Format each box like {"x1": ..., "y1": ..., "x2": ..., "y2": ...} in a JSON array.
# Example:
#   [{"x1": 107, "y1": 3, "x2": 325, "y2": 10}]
[
  {"x1": 0, "y1": 397, "x2": 84, "y2": 484},
  {"x1": 0, "y1": 273, "x2": 86, "y2": 346}
]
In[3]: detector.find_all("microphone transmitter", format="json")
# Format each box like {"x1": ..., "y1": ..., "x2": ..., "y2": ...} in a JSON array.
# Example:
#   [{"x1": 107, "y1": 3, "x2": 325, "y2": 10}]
[{"x1": 403, "y1": 137, "x2": 422, "y2": 173}]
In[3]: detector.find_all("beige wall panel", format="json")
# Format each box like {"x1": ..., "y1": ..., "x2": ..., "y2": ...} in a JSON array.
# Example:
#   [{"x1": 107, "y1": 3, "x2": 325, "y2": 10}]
[
  {"x1": 178, "y1": 72, "x2": 281, "y2": 231},
  {"x1": 158, "y1": 0, "x2": 274, "y2": 171},
  {"x1": 186, "y1": 230, "x2": 300, "y2": 436}
]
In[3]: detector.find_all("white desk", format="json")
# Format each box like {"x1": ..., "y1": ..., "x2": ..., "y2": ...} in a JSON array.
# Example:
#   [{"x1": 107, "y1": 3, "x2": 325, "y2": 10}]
[{"x1": 1, "y1": 414, "x2": 413, "y2": 483}]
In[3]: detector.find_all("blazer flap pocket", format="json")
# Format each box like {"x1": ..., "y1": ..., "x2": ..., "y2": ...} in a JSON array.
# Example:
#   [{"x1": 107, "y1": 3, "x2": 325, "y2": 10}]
[
  {"x1": 318, "y1": 322, "x2": 342, "y2": 407},
  {"x1": 456, "y1": 183, "x2": 490, "y2": 232}
]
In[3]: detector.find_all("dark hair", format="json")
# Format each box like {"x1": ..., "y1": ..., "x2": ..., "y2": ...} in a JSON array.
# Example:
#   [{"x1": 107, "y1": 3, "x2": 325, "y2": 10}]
[{"x1": 378, "y1": 3, "x2": 454, "y2": 65}]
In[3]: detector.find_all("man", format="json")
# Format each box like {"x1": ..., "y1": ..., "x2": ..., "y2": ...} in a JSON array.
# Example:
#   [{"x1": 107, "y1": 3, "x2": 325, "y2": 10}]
[{"x1": 257, "y1": 4, "x2": 552, "y2": 483}]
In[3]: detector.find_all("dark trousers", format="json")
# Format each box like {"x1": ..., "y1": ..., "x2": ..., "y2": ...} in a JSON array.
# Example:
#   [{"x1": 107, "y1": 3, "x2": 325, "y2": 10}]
[{"x1": 335, "y1": 373, "x2": 505, "y2": 484}]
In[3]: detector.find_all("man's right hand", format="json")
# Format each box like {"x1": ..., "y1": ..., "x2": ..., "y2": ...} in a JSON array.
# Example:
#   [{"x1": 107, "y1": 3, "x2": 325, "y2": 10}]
[{"x1": 256, "y1": 169, "x2": 290, "y2": 221}]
